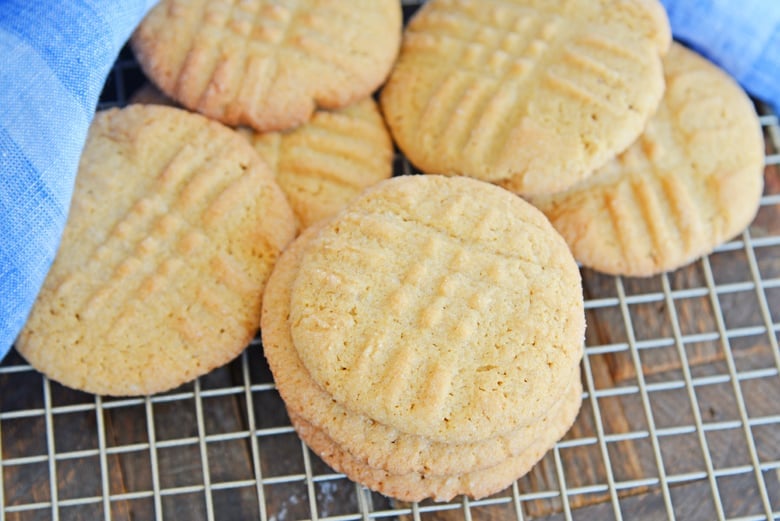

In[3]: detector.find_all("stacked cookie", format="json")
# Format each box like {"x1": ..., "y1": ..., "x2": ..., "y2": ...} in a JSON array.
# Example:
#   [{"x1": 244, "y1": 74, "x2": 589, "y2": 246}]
[
  {"x1": 262, "y1": 175, "x2": 585, "y2": 501},
  {"x1": 381, "y1": 0, "x2": 765, "y2": 276}
]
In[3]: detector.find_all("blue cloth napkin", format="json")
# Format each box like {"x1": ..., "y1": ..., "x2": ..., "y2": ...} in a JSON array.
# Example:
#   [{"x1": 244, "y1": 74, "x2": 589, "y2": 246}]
[
  {"x1": 660, "y1": 0, "x2": 780, "y2": 113},
  {"x1": 0, "y1": 0, "x2": 157, "y2": 360},
  {"x1": 0, "y1": 0, "x2": 779, "y2": 360}
]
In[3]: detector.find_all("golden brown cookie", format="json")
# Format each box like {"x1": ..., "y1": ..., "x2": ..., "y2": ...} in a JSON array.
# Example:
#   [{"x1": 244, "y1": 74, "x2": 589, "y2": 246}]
[
  {"x1": 240, "y1": 98, "x2": 394, "y2": 229},
  {"x1": 289, "y1": 378, "x2": 580, "y2": 503},
  {"x1": 380, "y1": 0, "x2": 671, "y2": 196},
  {"x1": 288, "y1": 175, "x2": 585, "y2": 443},
  {"x1": 261, "y1": 224, "x2": 582, "y2": 476},
  {"x1": 530, "y1": 43, "x2": 765, "y2": 277},
  {"x1": 16, "y1": 105, "x2": 296, "y2": 395},
  {"x1": 132, "y1": 0, "x2": 402, "y2": 132}
]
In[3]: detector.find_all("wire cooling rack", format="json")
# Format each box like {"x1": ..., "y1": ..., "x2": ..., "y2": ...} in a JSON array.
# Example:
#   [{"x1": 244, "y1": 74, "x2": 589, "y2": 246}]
[{"x1": 2, "y1": 2, "x2": 780, "y2": 520}]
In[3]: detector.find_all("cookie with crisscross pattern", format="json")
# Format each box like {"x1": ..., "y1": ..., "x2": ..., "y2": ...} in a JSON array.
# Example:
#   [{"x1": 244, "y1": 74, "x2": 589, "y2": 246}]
[
  {"x1": 16, "y1": 104, "x2": 296, "y2": 395},
  {"x1": 261, "y1": 174, "x2": 584, "y2": 501},
  {"x1": 261, "y1": 223, "x2": 582, "y2": 477},
  {"x1": 380, "y1": 0, "x2": 670, "y2": 196},
  {"x1": 287, "y1": 175, "x2": 585, "y2": 443},
  {"x1": 132, "y1": 0, "x2": 401, "y2": 132},
  {"x1": 531, "y1": 44, "x2": 765, "y2": 276}
]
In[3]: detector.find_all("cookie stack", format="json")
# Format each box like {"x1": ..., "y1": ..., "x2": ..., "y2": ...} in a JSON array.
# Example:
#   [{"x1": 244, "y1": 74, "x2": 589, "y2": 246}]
[
  {"x1": 262, "y1": 175, "x2": 585, "y2": 502},
  {"x1": 381, "y1": 0, "x2": 765, "y2": 276}
]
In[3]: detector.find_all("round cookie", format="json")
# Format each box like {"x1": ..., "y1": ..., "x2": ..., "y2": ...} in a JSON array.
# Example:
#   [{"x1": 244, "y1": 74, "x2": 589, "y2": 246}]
[
  {"x1": 261, "y1": 225, "x2": 583, "y2": 476},
  {"x1": 289, "y1": 175, "x2": 585, "y2": 443},
  {"x1": 380, "y1": 0, "x2": 670, "y2": 196},
  {"x1": 289, "y1": 378, "x2": 580, "y2": 503},
  {"x1": 241, "y1": 98, "x2": 394, "y2": 229},
  {"x1": 132, "y1": 0, "x2": 402, "y2": 132},
  {"x1": 530, "y1": 43, "x2": 765, "y2": 277},
  {"x1": 16, "y1": 105, "x2": 297, "y2": 396}
]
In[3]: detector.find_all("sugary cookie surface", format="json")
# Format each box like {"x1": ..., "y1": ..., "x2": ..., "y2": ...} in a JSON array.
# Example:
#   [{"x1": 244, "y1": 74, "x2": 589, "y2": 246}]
[
  {"x1": 262, "y1": 225, "x2": 582, "y2": 477},
  {"x1": 381, "y1": 0, "x2": 670, "y2": 196},
  {"x1": 132, "y1": 0, "x2": 401, "y2": 132},
  {"x1": 289, "y1": 175, "x2": 585, "y2": 442},
  {"x1": 16, "y1": 105, "x2": 296, "y2": 395},
  {"x1": 531, "y1": 43, "x2": 765, "y2": 276}
]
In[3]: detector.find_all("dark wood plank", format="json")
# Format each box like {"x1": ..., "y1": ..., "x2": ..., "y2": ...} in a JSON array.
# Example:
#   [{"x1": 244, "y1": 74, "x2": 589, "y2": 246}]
[{"x1": 1, "y1": 353, "x2": 52, "y2": 521}]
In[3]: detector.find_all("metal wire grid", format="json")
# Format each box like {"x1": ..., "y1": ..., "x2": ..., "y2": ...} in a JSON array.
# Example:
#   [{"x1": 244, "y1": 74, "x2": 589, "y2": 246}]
[{"x1": 1, "y1": 4, "x2": 780, "y2": 521}]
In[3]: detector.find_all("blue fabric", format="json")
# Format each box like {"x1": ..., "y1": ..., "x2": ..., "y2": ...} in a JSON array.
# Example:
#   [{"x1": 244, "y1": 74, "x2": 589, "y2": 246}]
[
  {"x1": 660, "y1": 0, "x2": 780, "y2": 112},
  {"x1": 0, "y1": 0, "x2": 157, "y2": 360},
  {"x1": 0, "y1": 0, "x2": 778, "y2": 360}
]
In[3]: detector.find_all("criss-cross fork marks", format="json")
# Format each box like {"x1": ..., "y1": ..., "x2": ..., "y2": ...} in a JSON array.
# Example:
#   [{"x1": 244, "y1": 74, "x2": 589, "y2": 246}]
[
  {"x1": 172, "y1": 0, "x2": 367, "y2": 119},
  {"x1": 171, "y1": 0, "x2": 292, "y2": 115},
  {"x1": 598, "y1": 99, "x2": 725, "y2": 273},
  {"x1": 417, "y1": 0, "x2": 574, "y2": 79},
  {"x1": 319, "y1": 201, "x2": 531, "y2": 428},
  {"x1": 224, "y1": 1, "x2": 294, "y2": 44},
  {"x1": 412, "y1": 5, "x2": 564, "y2": 154},
  {"x1": 52, "y1": 137, "x2": 263, "y2": 345},
  {"x1": 407, "y1": 0, "x2": 646, "y2": 175}
]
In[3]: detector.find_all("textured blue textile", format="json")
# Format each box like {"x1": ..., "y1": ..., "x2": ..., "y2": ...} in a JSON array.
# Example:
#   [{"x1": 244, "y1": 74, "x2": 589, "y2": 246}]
[
  {"x1": 0, "y1": 0, "x2": 778, "y2": 360},
  {"x1": 0, "y1": 1, "x2": 157, "y2": 359},
  {"x1": 660, "y1": 0, "x2": 780, "y2": 112}
]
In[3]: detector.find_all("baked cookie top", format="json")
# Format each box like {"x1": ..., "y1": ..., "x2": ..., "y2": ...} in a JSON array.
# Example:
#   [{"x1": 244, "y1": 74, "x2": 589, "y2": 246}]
[
  {"x1": 243, "y1": 98, "x2": 394, "y2": 229},
  {"x1": 288, "y1": 175, "x2": 585, "y2": 442},
  {"x1": 132, "y1": 0, "x2": 401, "y2": 132},
  {"x1": 531, "y1": 43, "x2": 765, "y2": 276},
  {"x1": 16, "y1": 105, "x2": 296, "y2": 396},
  {"x1": 380, "y1": 0, "x2": 670, "y2": 196},
  {"x1": 261, "y1": 224, "x2": 582, "y2": 475}
]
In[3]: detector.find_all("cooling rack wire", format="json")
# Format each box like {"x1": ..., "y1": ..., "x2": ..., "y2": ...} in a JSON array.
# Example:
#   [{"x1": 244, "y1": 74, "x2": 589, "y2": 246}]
[{"x1": 1, "y1": 2, "x2": 779, "y2": 520}]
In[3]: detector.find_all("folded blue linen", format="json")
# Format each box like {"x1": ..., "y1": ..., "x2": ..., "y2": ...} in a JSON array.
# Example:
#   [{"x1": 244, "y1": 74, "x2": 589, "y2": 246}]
[
  {"x1": 1, "y1": 0, "x2": 157, "y2": 359},
  {"x1": 660, "y1": 0, "x2": 780, "y2": 113}
]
